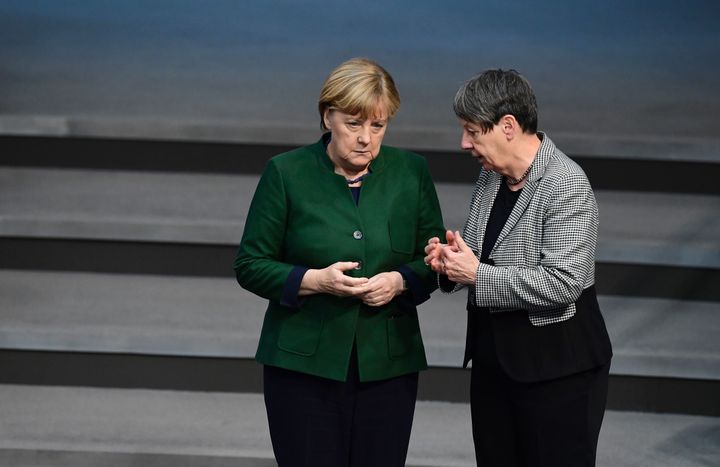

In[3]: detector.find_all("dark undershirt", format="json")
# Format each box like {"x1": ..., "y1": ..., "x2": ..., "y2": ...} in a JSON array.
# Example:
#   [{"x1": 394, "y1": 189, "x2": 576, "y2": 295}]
[
  {"x1": 349, "y1": 186, "x2": 361, "y2": 204},
  {"x1": 481, "y1": 180, "x2": 522, "y2": 264},
  {"x1": 474, "y1": 179, "x2": 522, "y2": 363}
]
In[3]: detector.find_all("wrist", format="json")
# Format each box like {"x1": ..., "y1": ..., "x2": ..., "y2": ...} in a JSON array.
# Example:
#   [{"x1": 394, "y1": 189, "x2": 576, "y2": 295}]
[
  {"x1": 396, "y1": 271, "x2": 407, "y2": 293},
  {"x1": 300, "y1": 269, "x2": 319, "y2": 295}
]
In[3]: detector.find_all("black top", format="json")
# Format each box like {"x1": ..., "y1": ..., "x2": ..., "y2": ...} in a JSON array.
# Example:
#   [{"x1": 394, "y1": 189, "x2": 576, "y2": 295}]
[
  {"x1": 473, "y1": 180, "x2": 522, "y2": 365},
  {"x1": 349, "y1": 186, "x2": 361, "y2": 204},
  {"x1": 480, "y1": 180, "x2": 522, "y2": 264}
]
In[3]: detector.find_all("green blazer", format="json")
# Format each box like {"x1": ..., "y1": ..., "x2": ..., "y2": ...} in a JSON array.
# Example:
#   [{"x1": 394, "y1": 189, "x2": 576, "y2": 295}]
[{"x1": 234, "y1": 136, "x2": 445, "y2": 382}]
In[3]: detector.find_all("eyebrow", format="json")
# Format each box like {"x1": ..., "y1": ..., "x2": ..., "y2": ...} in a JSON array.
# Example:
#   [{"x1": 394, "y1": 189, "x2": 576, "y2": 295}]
[{"x1": 345, "y1": 115, "x2": 387, "y2": 123}]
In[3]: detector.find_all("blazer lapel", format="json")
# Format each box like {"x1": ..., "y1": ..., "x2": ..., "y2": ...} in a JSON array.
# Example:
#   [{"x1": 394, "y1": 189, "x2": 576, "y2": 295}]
[
  {"x1": 473, "y1": 173, "x2": 502, "y2": 254},
  {"x1": 493, "y1": 178, "x2": 538, "y2": 249},
  {"x1": 492, "y1": 132, "x2": 554, "y2": 252}
]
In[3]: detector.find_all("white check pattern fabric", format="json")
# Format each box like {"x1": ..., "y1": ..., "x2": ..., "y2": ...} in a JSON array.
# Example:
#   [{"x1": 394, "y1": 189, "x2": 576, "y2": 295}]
[{"x1": 444, "y1": 132, "x2": 599, "y2": 326}]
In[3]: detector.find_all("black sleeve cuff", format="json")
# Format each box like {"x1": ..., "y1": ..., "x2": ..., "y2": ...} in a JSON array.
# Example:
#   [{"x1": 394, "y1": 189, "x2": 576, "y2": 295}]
[
  {"x1": 280, "y1": 266, "x2": 309, "y2": 308},
  {"x1": 439, "y1": 273, "x2": 457, "y2": 292},
  {"x1": 396, "y1": 265, "x2": 431, "y2": 307}
]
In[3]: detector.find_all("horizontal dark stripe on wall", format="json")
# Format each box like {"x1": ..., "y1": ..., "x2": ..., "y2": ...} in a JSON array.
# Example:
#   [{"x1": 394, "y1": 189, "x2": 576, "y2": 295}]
[
  {"x1": 594, "y1": 262, "x2": 720, "y2": 302},
  {"x1": 0, "y1": 349, "x2": 263, "y2": 393},
  {"x1": 2, "y1": 237, "x2": 718, "y2": 302},
  {"x1": 0, "y1": 237, "x2": 236, "y2": 278},
  {"x1": 0, "y1": 135, "x2": 282, "y2": 175},
  {"x1": 2, "y1": 237, "x2": 718, "y2": 301},
  {"x1": 423, "y1": 151, "x2": 720, "y2": 194},
  {"x1": 2, "y1": 136, "x2": 718, "y2": 193},
  {"x1": 1, "y1": 350, "x2": 717, "y2": 416}
]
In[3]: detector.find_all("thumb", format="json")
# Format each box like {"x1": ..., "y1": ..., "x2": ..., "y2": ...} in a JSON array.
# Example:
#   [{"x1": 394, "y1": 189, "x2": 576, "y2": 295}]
[
  {"x1": 454, "y1": 231, "x2": 469, "y2": 251},
  {"x1": 333, "y1": 261, "x2": 360, "y2": 272},
  {"x1": 445, "y1": 229, "x2": 456, "y2": 246}
]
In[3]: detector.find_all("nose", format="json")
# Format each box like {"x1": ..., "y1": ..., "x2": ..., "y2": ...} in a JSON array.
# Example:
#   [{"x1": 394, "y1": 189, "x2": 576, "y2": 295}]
[
  {"x1": 358, "y1": 125, "x2": 371, "y2": 144},
  {"x1": 460, "y1": 131, "x2": 474, "y2": 150}
]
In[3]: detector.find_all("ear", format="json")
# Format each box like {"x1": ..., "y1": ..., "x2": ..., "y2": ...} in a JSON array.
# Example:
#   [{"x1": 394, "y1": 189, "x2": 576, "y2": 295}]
[
  {"x1": 499, "y1": 114, "x2": 518, "y2": 140},
  {"x1": 323, "y1": 109, "x2": 333, "y2": 130}
]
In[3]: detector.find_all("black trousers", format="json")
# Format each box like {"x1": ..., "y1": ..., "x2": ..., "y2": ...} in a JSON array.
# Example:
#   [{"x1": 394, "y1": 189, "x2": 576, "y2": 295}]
[
  {"x1": 263, "y1": 346, "x2": 419, "y2": 467},
  {"x1": 471, "y1": 323, "x2": 610, "y2": 467}
]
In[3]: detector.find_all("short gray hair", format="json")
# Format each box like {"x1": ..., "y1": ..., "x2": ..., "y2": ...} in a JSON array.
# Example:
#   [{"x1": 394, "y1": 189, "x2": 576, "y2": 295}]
[{"x1": 453, "y1": 69, "x2": 538, "y2": 134}]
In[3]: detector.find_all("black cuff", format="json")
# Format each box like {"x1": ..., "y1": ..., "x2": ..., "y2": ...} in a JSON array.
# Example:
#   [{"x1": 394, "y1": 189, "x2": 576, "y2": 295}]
[
  {"x1": 439, "y1": 273, "x2": 456, "y2": 292},
  {"x1": 396, "y1": 265, "x2": 431, "y2": 306},
  {"x1": 280, "y1": 266, "x2": 309, "y2": 308}
]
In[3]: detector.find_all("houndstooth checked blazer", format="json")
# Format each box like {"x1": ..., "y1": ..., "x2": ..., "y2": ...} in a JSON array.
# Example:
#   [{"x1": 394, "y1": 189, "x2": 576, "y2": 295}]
[{"x1": 442, "y1": 132, "x2": 599, "y2": 327}]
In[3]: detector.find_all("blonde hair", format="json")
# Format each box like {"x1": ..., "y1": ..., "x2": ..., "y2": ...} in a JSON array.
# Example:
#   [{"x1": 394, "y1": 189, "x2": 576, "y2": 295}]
[{"x1": 318, "y1": 58, "x2": 400, "y2": 131}]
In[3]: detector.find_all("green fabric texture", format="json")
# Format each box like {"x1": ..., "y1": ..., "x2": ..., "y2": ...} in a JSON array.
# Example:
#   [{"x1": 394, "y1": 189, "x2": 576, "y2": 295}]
[{"x1": 234, "y1": 137, "x2": 445, "y2": 382}]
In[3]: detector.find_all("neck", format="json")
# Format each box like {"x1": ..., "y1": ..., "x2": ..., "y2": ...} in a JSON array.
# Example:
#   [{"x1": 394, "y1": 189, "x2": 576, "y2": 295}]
[
  {"x1": 326, "y1": 152, "x2": 370, "y2": 180},
  {"x1": 334, "y1": 165, "x2": 369, "y2": 180},
  {"x1": 505, "y1": 133, "x2": 541, "y2": 181}
]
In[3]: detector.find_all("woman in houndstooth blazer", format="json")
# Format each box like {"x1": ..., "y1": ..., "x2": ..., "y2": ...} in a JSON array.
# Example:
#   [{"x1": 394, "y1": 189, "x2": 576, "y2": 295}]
[{"x1": 425, "y1": 70, "x2": 612, "y2": 467}]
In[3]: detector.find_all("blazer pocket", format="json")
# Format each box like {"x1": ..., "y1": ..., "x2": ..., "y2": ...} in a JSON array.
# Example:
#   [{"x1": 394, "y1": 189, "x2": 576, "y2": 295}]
[
  {"x1": 386, "y1": 312, "x2": 420, "y2": 359},
  {"x1": 277, "y1": 312, "x2": 323, "y2": 356},
  {"x1": 388, "y1": 218, "x2": 416, "y2": 255}
]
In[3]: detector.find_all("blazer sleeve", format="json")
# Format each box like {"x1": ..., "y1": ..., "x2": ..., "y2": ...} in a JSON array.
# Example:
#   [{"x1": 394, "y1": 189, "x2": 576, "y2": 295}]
[
  {"x1": 400, "y1": 158, "x2": 446, "y2": 302},
  {"x1": 233, "y1": 159, "x2": 295, "y2": 302},
  {"x1": 473, "y1": 171, "x2": 598, "y2": 311}
]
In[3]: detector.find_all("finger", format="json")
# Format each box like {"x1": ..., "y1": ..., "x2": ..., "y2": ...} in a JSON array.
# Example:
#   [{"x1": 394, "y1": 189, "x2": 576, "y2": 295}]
[
  {"x1": 445, "y1": 230, "x2": 455, "y2": 246},
  {"x1": 364, "y1": 297, "x2": 386, "y2": 307},
  {"x1": 360, "y1": 290, "x2": 375, "y2": 303},
  {"x1": 366, "y1": 273, "x2": 382, "y2": 283},
  {"x1": 429, "y1": 258, "x2": 444, "y2": 273},
  {"x1": 453, "y1": 231, "x2": 470, "y2": 252},
  {"x1": 358, "y1": 285, "x2": 378, "y2": 296},
  {"x1": 342, "y1": 283, "x2": 371, "y2": 297},
  {"x1": 333, "y1": 261, "x2": 362, "y2": 272},
  {"x1": 441, "y1": 244, "x2": 459, "y2": 257},
  {"x1": 426, "y1": 237, "x2": 440, "y2": 245},
  {"x1": 424, "y1": 247, "x2": 439, "y2": 262},
  {"x1": 342, "y1": 275, "x2": 369, "y2": 287},
  {"x1": 427, "y1": 250, "x2": 442, "y2": 263}
]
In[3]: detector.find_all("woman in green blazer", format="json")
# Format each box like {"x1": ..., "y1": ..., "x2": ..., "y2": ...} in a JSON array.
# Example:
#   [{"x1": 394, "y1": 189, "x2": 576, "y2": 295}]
[{"x1": 234, "y1": 58, "x2": 445, "y2": 467}]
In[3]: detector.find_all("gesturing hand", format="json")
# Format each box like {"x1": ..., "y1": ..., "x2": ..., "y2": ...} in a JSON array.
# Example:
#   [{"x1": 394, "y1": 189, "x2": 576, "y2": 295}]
[
  {"x1": 425, "y1": 230, "x2": 461, "y2": 275},
  {"x1": 424, "y1": 236, "x2": 445, "y2": 273},
  {"x1": 360, "y1": 271, "x2": 404, "y2": 307},
  {"x1": 301, "y1": 261, "x2": 369, "y2": 297},
  {"x1": 440, "y1": 231, "x2": 479, "y2": 285}
]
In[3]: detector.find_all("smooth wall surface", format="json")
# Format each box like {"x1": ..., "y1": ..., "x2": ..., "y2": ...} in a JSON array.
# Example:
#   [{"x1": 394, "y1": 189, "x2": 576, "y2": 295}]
[{"x1": 1, "y1": 0, "x2": 718, "y2": 158}]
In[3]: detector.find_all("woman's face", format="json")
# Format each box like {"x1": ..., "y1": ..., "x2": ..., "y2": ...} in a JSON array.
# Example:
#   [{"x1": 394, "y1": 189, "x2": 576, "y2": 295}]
[
  {"x1": 324, "y1": 107, "x2": 388, "y2": 173},
  {"x1": 459, "y1": 118, "x2": 506, "y2": 172}
]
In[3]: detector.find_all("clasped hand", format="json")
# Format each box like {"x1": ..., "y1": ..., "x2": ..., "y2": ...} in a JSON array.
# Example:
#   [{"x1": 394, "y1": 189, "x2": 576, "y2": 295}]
[
  {"x1": 304, "y1": 262, "x2": 403, "y2": 307},
  {"x1": 424, "y1": 230, "x2": 479, "y2": 285}
]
